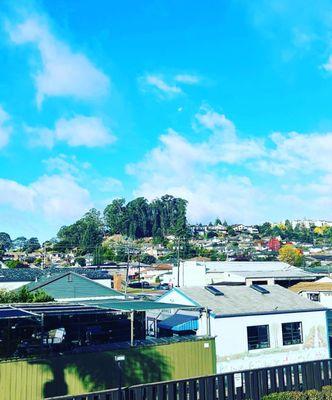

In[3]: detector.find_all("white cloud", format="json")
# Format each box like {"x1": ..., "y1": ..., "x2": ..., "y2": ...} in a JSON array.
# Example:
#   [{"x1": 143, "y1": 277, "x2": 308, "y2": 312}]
[
  {"x1": 144, "y1": 75, "x2": 182, "y2": 95},
  {"x1": 28, "y1": 115, "x2": 116, "y2": 148},
  {"x1": 257, "y1": 130, "x2": 332, "y2": 175},
  {"x1": 43, "y1": 154, "x2": 91, "y2": 175},
  {"x1": 127, "y1": 107, "x2": 266, "y2": 223},
  {"x1": 0, "y1": 174, "x2": 92, "y2": 224},
  {"x1": 0, "y1": 106, "x2": 12, "y2": 148},
  {"x1": 140, "y1": 72, "x2": 201, "y2": 98},
  {"x1": 322, "y1": 55, "x2": 332, "y2": 72},
  {"x1": 174, "y1": 74, "x2": 200, "y2": 84},
  {"x1": 128, "y1": 105, "x2": 332, "y2": 223},
  {"x1": 7, "y1": 16, "x2": 110, "y2": 106}
]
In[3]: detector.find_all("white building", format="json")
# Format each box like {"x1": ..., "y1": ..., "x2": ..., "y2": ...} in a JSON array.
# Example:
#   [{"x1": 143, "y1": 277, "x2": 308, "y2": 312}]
[
  {"x1": 171, "y1": 260, "x2": 318, "y2": 287},
  {"x1": 290, "y1": 277, "x2": 332, "y2": 308},
  {"x1": 156, "y1": 284, "x2": 329, "y2": 373}
]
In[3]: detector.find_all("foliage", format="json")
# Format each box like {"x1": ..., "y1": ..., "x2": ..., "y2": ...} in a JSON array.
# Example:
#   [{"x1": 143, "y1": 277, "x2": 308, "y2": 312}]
[
  {"x1": 57, "y1": 208, "x2": 104, "y2": 254},
  {"x1": 4, "y1": 259, "x2": 26, "y2": 269},
  {"x1": 262, "y1": 386, "x2": 332, "y2": 399},
  {"x1": 278, "y1": 244, "x2": 304, "y2": 266},
  {"x1": 24, "y1": 237, "x2": 41, "y2": 253},
  {"x1": 103, "y1": 195, "x2": 188, "y2": 240},
  {"x1": 140, "y1": 254, "x2": 157, "y2": 264},
  {"x1": 0, "y1": 232, "x2": 12, "y2": 251},
  {"x1": 0, "y1": 287, "x2": 54, "y2": 303},
  {"x1": 12, "y1": 236, "x2": 27, "y2": 250},
  {"x1": 75, "y1": 256, "x2": 86, "y2": 267}
]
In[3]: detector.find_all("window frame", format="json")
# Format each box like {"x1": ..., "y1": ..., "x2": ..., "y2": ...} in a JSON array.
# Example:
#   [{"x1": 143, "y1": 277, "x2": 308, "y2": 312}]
[
  {"x1": 247, "y1": 324, "x2": 270, "y2": 351},
  {"x1": 282, "y1": 321, "x2": 303, "y2": 346}
]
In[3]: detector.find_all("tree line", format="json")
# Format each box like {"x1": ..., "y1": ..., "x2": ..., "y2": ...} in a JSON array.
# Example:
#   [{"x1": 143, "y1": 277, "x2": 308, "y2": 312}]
[{"x1": 54, "y1": 195, "x2": 188, "y2": 255}]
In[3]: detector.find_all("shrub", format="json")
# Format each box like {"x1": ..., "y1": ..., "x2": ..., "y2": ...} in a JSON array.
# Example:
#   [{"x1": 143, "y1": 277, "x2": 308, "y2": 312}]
[{"x1": 262, "y1": 387, "x2": 332, "y2": 400}]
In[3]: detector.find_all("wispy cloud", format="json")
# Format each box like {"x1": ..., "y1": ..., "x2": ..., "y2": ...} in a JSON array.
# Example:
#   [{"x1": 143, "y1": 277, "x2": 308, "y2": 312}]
[
  {"x1": 140, "y1": 72, "x2": 201, "y2": 98},
  {"x1": 27, "y1": 115, "x2": 116, "y2": 148},
  {"x1": 7, "y1": 15, "x2": 110, "y2": 107},
  {"x1": 0, "y1": 106, "x2": 12, "y2": 148}
]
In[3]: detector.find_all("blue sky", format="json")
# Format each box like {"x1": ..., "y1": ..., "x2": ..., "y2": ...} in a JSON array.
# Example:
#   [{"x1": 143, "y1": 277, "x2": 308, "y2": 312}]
[{"x1": 1, "y1": 0, "x2": 332, "y2": 240}]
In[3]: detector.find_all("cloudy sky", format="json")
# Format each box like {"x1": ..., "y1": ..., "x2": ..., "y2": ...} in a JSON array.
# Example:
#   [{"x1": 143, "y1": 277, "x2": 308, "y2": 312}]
[{"x1": 1, "y1": 0, "x2": 332, "y2": 240}]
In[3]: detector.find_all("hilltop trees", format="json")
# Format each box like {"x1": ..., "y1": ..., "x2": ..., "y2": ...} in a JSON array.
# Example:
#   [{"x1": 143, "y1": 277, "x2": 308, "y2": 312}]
[
  {"x1": 55, "y1": 195, "x2": 189, "y2": 257},
  {"x1": 103, "y1": 195, "x2": 188, "y2": 240},
  {"x1": 56, "y1": 209, "x2": 104, "y2": 253}
]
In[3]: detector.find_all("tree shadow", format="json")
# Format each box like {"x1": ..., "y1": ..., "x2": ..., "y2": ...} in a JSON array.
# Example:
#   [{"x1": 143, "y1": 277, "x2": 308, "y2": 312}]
[{"x1": 29, "y1": 345, "x2": 171, "y2": 398}]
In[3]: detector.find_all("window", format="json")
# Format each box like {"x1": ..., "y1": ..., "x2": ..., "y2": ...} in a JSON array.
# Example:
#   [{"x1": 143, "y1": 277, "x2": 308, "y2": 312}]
[
  {"x1": 247, "y1": 325, "x2": 270, "y2": 350},
  {"x1": 282, "y1": 322, "x2": 303, "y2": 345},
  {"x1": 307, "y1": 293, "x2": 320, "y2": 302}
]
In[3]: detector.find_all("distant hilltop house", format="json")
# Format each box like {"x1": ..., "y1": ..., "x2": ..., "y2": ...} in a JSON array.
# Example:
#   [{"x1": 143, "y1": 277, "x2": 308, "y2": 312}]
[
  {"x1": 282, "y1": 219, "x2": 332, "y2": 229},
  {"x1": 171, "y1": 260, "x2": 318, "y2": 288},
  {"x1": 156, "y1": 284, "x2": 329, "y2": 373}
]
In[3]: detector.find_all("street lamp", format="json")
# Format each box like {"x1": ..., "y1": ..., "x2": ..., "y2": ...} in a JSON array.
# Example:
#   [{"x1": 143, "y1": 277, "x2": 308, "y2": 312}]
[{"x1": 114, "y1": 355, "x2": 125, "y2": 397}]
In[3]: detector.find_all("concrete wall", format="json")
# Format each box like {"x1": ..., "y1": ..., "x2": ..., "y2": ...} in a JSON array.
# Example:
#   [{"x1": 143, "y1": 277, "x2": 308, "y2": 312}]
[{"x1": 211, "y1": 310, "x2": 329, "y2": 373}]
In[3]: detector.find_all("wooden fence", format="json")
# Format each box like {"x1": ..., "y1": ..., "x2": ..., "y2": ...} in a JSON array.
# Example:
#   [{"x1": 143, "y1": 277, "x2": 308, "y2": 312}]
[{"x1": 47, "y1": 358, "x2": 332, "y2": 400}]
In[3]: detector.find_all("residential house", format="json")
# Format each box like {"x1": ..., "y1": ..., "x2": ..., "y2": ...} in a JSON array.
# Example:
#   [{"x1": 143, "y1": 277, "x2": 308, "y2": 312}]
[{"x1": 22, "y1": 271, "x2": 124, "y2": 301}]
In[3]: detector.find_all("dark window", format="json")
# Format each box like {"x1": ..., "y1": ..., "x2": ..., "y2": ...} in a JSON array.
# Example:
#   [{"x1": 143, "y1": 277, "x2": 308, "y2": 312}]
[
  {"x1": 247, "y1": 325, "x2": 270, "y2": 350},
  {"x1": 282, "y1": 322, "x2": 303, "y2": 345},
  {"x1": 307, "y1": 293, "x2": 320, "y2": 302}
]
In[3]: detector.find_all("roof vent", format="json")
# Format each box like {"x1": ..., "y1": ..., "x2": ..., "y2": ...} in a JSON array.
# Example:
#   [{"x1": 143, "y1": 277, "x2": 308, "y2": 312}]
[
  {"x1": 250, "y1": 284, "x2": 270, "y2": 294},
  {"x1": 205, "y1": 285, "x2": 224, "y2": 296}
]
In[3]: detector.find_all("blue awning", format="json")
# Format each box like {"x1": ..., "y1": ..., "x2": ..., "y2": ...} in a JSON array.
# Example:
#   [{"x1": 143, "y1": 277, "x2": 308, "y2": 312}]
[{"x1": 158, "y1": 314, "x2": 198, "y2": 332}]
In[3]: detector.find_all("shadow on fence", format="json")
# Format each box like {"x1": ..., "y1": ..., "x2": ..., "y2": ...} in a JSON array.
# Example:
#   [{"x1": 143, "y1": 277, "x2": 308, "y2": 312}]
[{"x1": 46, "y1": 358, "x2": 332, "y2": 400}]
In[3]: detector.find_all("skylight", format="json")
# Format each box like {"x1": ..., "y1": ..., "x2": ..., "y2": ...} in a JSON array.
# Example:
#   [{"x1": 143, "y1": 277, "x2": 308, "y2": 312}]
[
  {"x1": 205, "y1": 285, "x2": 224, "y2": 296},
  {"x1": 250, "y1": 284, "x2": 270, "y2": 294}
]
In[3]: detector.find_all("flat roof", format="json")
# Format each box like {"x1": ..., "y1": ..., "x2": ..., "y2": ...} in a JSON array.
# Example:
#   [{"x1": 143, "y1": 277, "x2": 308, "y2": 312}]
[{"x1": 175, "y1": 285, "x2": 326, "y2": 317}]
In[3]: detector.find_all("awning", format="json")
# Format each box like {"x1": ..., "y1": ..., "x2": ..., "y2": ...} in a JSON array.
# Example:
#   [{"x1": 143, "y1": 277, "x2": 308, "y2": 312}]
[{"x1": 158, "y1": 314, "x2": 198, "y2": 332}]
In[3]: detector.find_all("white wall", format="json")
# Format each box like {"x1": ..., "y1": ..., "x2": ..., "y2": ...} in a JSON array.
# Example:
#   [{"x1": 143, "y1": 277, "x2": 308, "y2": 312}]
[
  {"x1": 172, "y1": 262, "x2": 206, "y2": 287},
  {"x1": 0, "y1": 281, "x2": 29, "y2": 290},
  {"x1": 158, "y1": 289, "x2": 330, "y2": 373},
  {"x1": 211, "y1": 311, "x2": 329, "y2": 373},
  {"x1": 299, "y1": 291, "x2": 332, "y2": 308}
]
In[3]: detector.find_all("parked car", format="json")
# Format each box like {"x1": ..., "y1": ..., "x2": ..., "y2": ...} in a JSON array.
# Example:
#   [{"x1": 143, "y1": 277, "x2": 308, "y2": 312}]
[{"x1": 129, "y1": 281, "x2": 150, "y2": 289}]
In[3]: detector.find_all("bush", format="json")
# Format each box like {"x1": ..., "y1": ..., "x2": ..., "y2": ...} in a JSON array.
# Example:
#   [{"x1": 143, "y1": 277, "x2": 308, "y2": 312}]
[{"x1": 262, "y1": 387, "x2": 332, "y2": 400}]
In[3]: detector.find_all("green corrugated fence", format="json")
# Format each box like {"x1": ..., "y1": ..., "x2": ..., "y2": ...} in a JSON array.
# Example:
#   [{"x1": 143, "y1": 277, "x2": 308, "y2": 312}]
[{"x1": 0, "y1": 337, "x2": 216, "y2": 400}]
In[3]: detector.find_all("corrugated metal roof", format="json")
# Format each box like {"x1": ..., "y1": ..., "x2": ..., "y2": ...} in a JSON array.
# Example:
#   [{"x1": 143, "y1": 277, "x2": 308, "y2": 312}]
[
  {"x1": 25, "y1": 272, "x2": 122, "y2": 299},
  {"x1": 158, "y1": 314, "x2": 198, "y2": 331},
  {"x1": 174, "y1": 285, "x2": 326, "y2": 317}
]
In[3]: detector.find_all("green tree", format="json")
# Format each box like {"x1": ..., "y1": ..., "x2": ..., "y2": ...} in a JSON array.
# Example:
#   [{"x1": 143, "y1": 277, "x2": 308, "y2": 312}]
[
  {"x1": 4, "y1": 260, "x2": 25, "y2": 269},
  {"x1": 0, "y1": 232, "x2": 12, "y2": 251},
  {"x1": 24, "y1": 237, "x2": 41, "y2": 253},
  {"x1": 103, "y1": 198, "x2": 126, "y2": 235},
  {"x1": 12, "y1": 237, "x2": 27, "y2": 250}
]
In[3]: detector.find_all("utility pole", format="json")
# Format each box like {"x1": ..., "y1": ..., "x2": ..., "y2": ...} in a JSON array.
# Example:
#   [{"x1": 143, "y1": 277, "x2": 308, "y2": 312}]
[
  {"x1": 124, "y1": 243, "x2": 130, "y2": 296},
  {"x1": 176, "y1": 237, "x2": 180, "y2": 287}
]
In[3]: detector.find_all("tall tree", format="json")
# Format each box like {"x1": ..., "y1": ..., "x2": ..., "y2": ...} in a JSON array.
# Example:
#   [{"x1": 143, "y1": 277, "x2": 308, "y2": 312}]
[{"x1": 0, "y1": 232, "x2": 12, "y2": 251}]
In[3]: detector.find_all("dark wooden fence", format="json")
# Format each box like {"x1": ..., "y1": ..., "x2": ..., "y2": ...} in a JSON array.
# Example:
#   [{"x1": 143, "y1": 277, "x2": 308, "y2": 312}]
[{"x1": 47, "y1": 358, "x2": 332, "y2": 400}]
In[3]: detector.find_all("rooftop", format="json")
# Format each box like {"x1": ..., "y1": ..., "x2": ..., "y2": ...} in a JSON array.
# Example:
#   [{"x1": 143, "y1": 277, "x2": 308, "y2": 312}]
[
  {"x1": 175, "y1": 285, "x2": 325, "y2": 317},
  {"x1": 290, "y1": 281, "x2": 332, "y2": 293}
]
